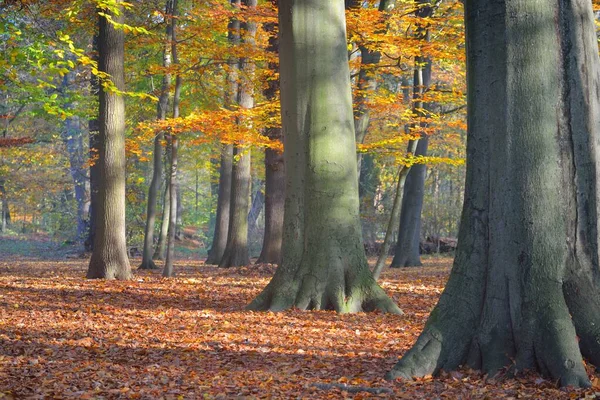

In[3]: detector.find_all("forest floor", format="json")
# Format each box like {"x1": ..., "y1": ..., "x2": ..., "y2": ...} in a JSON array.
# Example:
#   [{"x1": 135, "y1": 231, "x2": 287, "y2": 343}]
[{"x1": 0, "y1": 252, "x2": 599, "y2": 399}]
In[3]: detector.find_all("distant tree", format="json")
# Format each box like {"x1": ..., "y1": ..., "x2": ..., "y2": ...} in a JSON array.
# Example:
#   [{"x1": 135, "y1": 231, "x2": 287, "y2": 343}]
[
  {"x1": 219, "y1": 0, "x2": 257, "y2": 268},
  {"x1": 140, "y1": 0, "x2": 175, "y2": 270}
]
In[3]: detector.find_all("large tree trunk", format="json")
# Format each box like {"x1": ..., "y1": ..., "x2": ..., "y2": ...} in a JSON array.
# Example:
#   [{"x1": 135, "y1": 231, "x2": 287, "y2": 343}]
[
  {"x1": 205, "y1": 144, "x2": 233, "y2": 264},
  {"x1": 140, "y1": 0, "x2": 174, "y2": 270},
  {"x1": 87, "y1": 1, "x2": 132, "y2": 280},
  {"x1": 218, "y1": 0, "x2": 256, "y2": 268},
  {"x1": 247, "y1": 0, "x2": 400, "y2": 314},
  {"x1": 387, "y1": 0, "x2": 600, "y2": 388}
]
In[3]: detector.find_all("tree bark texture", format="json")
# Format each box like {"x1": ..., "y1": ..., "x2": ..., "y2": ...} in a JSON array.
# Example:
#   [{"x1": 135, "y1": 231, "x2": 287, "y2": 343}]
[
  {"x1": 206, "y1": 145, "x2": 233, "y2": 264},
  {"x1": 257, "y1": 13, "x2": 284, "y2": 265},
  {"x1": 387, "y1": 0, "x2": 600, "y2": 387},
  {"x1": 206, "y1": 0, "x2": 240, "y2": 265},
  {"x1": 390, "y1": 137, "x2": 428, "y2": 267},
  {"x1": 86, "y1": 34, "x2": 100, "y2": 252},
  {"x1": 163, "y1": 0, "x2": 181, "y2": 278},
  {"x1": 153, "y1": 177, "x2": 170, "y2": 260},
  {"x1": 87, "y1": 2, "x2": 132, "y2": 280},
  {"x1": 247, "y1": 0, "x2": 401, "y2": 313},
  {"x1": 140, "y1": 0, "x2": 174, "y2": 270},
  {"x1": 219, "y1": 0, "x2": 256, "y2": 268},
  {"x1": 391, "y1": 0, "x2": 433, "y2": 268}
]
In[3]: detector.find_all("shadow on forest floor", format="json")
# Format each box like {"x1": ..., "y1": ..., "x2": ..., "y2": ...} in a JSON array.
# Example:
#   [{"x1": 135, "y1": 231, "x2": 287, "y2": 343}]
[{"x1": 0, "y1": 255, "x2": 595, "y2": 398}]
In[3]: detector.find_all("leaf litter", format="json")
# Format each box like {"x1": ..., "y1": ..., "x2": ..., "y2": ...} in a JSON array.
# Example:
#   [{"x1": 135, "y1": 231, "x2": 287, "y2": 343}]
[{"x1": 0, "y1": 257, "x2": 597, "y2": 399}]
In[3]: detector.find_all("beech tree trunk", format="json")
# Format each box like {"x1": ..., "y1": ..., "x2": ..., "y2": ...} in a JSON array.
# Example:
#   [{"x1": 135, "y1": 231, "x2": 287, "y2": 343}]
[
  {"x1": 387, "y1": 0, "x2": 600, "y2": 388},
  {"x1": 153, "y1": 179, "x2": 170, "y2": 260},
  {"x1": 354, "y1": 0, "x2": 396, "y2": 175},
  {"x1": 205, "y1": 145, "x2": 233, "y2": 264},
  {"x1": 87, "y1": 1, "x2": 132, "y2": 280},
  {"x1": 86, "y1": 35, "x2": 100, "y2": 253},
  {"x1": 390, "y1": 137, "x2": 428, "y2": 267},
  {"x1": 163, "y1": 0, "x2": 181, "y2": 278},
  {"x1": 391, "y1": 0, "x2": 433, "y2": 268},
  {"x1": 140, "y1": 0, "x2": 174, "y2": 270},
  {"x1": 206, "y1": 0, "x2": 240, "y2": 265},
  {"x1": 218, "y1": 0, "x2": 256, "y2": 268},
  {"x1": 257, "y1": 12, "x2": 284, "y2": 265},
  {"x1": 248, "y1": 0, "x2": 400, "y2": 314}
]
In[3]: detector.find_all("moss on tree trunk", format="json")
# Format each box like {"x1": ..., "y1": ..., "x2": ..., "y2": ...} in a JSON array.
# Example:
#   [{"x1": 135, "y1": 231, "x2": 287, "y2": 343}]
[
  {"x1": 247, "y1": 0, "x2": 400, "y2": 314},
  {"x1": 387, "y1": 0, "x2": 600, "y2": 387}
]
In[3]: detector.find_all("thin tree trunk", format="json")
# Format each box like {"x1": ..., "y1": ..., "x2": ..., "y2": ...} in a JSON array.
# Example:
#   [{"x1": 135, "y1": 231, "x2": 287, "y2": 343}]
[
  {"x1": 219, "y1": 0, "x2": 256, "y2": 268},
  {"x1": 140, "y1": 0, "x2": 174, "y2": 270},
  {"x1": 256, "y1": 144, "x2": 284, "y2": 264},
  {"x1": 0, "y1": 180, "x2": 7, "y2": 232},
  {"x1": 372, "y1": 139, "x2": 418, "y2": 280},
  {"x1": 390, "y1": 137, "x2": 428, "y2": 267},
  {"x1": 163, "y1": 0, "x2": 181, "y2": 278},
  {"x1": 86, "y1": 35, "x2": 100, "y2": 253},
  {"x1": 154, "y1": 178, "x2": 170, "y2": 260},
  {"x1": 87, "y1": 1, "x2": 132, "y2": 280},
  {"x1": 205, "y1": 144, "x2": 233, "y2": 264},
  {"x1": 205, "y1": 0, "x2": 240, "y2": 265}
]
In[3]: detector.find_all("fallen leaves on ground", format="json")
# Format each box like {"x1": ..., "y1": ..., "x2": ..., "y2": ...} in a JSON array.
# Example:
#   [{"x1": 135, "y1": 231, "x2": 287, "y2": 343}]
[{"x1": 0, "y1": 257, "x2": 597, "y2": 399}]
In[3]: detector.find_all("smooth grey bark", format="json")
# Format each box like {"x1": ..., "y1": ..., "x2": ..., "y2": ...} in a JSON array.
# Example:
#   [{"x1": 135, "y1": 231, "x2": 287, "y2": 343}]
[
  {"x1": 206, "y1": 0, "x2": 240, "y2": 265},
  {"x1": 358, "y1": 153, "x2": 380, "y2": 250},
  {"x1": 387, "y1": 0, "x2": 600, "y2": 388},
  {"x1": 0, "y1": 180, "x2": 7, "y2": 232},
  {"x1": 391, "y1": 0, "x2": 433, "y2": 268},
  {"x1": 218, "y1": 0, "x2": 256, "y2": 268},
  {"x1": 87, "y1": 1, "x2": 132, "y2": 280},
  {"x1": 390, "y1": 137, "x2": 428, "y2": 267},
  {"x1": 372, "y1": 139, "x2": 418, "y2": 280},
  {"x1": 218, "y1": 146, "x2": 251, "y2": 267},
  {"x1": 205, "y1": 144, "x2": 233, "y2": 264},
  {"x1": 153, "y1": 177, "x2": 170, "y2": 260},
  {"x1": 247, "y1": 177, "x2": 264, "y2": 238},
  {"x1": 247, "y1": 0, "x2": 401, "y2": 314},
  {"x1": 62, "y1": 114, "x2": 91, "y2": 243},
  {"x1": 163, "y1": 0, "x2": 181, "y2": 278},
  {"x1": 140, "y1": 0, "x2": 174, "y2": 270},
  {"x1": 257, "y1": 144, "x2": 284, "y2": 264},
  {"x1": 60, "y1": 69, "x2": 91, "y2": 246},
  {"x1": 86, "y1": 35, "x2": 100, "y2": 253},
  {"x1": 256, "y1": 12, "x2": 284, "y2": 265}
]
